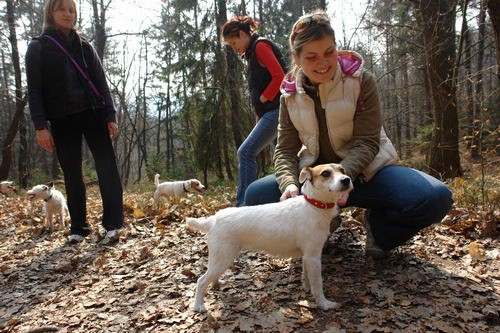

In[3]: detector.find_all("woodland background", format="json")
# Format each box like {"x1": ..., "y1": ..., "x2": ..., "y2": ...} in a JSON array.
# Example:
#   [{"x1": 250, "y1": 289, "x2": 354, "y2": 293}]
[{"x1": 0, "y1": 0, "x2": 498, "y2": 189}]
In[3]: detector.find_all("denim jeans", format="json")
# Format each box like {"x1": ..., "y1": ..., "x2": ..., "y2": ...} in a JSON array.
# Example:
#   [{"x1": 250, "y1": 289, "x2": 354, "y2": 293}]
[
  {"x1": 244, "y1": 165, "x2": 453, "y2": 250},
  {"x1": 236, "y1": 109, "x2": 279, "y2": 206},
  {"x1": 51, "y1": 110, "x2": 124, "y2": 236}
]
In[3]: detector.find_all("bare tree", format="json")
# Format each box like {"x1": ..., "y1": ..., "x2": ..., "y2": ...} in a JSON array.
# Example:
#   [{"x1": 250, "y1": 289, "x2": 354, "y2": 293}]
[
  {"x1": 487, "y1": 0, "x2": 500, "y2": 80},
  {"x1": 412, "y1": 0, "x2": 462, "y2": 178},
  {"x1": 0, "y1": 0, "x2": 28, "y2": 182},
  {"x1": 90, "y1": 0, "x2": 110, "y2": 59},
  {"x1": 470, "y1": 0, "x2": 487, "y2": 159},
  {"x1": 303, "y1": 0, "x2": 327, "y2": 12}
]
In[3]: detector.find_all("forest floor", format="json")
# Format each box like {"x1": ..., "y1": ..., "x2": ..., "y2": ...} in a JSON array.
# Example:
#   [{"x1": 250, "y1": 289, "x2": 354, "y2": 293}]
[{"x1": 0, "y1": 184, "x2": 498, "y2": 333}]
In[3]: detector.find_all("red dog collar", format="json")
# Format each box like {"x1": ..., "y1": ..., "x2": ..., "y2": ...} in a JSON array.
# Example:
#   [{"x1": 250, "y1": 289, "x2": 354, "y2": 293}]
[{"x1": 303, "y1": 194, "x2": 336, "y2": 209}]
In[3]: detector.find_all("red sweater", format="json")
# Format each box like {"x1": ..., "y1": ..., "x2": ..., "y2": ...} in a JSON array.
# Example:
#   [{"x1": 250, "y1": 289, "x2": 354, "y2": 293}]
[{"x1": 255, "y1": 41, "x2": 285, "y2": 101}]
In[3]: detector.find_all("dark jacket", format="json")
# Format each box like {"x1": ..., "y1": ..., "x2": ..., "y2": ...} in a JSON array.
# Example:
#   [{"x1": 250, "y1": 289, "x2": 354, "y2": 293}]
[
  {"x1": 244, "y1": 34, "x2": 287, "y2": 117},
  {"x1": 26, "y1": 28, "x2": 116, "y2": 130}
]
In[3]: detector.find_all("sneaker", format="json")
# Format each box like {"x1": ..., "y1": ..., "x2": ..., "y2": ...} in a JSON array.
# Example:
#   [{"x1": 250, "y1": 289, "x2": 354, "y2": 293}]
[
  {"x1": 68, "y1": 234, "x2": 85, "y2": 244},
  {"x1": 102, "y1": 229, "x2": 120, "y2": 245},
  {"x1": 363, "y1": 211, "x2": 390, "y2": 259}
]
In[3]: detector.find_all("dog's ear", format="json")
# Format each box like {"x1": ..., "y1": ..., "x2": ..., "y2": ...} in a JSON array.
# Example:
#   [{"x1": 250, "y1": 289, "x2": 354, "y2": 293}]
[
  {"x1": 299, "y1": 167, "x2": 313, "y2": 183},
  {"x1": 48, "y1": 182, "x2": 54, "y2": 189}
]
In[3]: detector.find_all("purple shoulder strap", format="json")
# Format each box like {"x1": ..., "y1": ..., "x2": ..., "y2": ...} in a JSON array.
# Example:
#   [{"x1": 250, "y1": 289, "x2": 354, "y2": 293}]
[{"x1": 44, "y1": 35, "x2": 103, "y2": 100}]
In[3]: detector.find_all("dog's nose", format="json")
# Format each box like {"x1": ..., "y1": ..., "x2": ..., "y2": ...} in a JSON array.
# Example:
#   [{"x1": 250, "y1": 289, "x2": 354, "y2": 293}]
[{"x1": 340, "y1": 177, "x2": 351, "y2": 186}]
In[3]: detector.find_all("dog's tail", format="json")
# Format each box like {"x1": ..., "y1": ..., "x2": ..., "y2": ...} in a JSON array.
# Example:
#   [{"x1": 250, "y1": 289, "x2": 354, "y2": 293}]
[
  {"x1": 186, "y1": 216, "x2": 215, "y2": 233},
  {"x1": 154, "y1": 174, "x2": 160, "y2": 187}
]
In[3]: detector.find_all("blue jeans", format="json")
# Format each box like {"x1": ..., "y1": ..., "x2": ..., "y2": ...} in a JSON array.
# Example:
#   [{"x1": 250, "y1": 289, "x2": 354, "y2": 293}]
[
  {"x1": 244, "y1": 165, "x2": 453, "y2": 250},
  {"x1": 236, "y1": 109, "x2": 279, "y2": 206}
]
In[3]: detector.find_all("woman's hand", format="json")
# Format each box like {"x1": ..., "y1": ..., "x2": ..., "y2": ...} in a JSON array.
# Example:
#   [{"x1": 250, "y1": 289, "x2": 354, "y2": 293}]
[
  {"x1": 280, "y1": 184, "x2": 300, "y2": 201},
  {"x1": 36, "y1": 128, "x2": 54, "y2": 152},
  {"x1": 107, "y1": 122, "x2": 119, "y2": 140},
  {"x1": 259, "y1": 94, "x2": 268, "y2": 103}
]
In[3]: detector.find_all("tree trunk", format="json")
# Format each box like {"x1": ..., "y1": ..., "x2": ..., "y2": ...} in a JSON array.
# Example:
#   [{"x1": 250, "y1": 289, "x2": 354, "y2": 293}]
[
  {"x1": 221, "y1": 89, "x2": 233, "y2": 181},
  {"x1": 0, "y1": 0, "x2": 27, "y2": 181},
  {"x1": 471, "y1": 0, "x2": 486, "y2": 159},
  {"x1": 214, "y1": 0, "x2": 233, "y2": 181},
  {"x1": 91, "y1": 0, "x2": 108, "y2": 59},
  {"x1": 141, "y1": 33, "x2": 149, "y2": 181},
  {"x1": 303, "y1": 0, "x2": 326, "y2": 12},
  {"x1": 1, "y1": 50, "x2": 13, "y2": 125},
  {"x1": 17, "y1": 113, "x2": 28, "y2": 188},
  {"x1": 258, "y1": 0, "x2": 263, "y2": 22},
  {"x1": 413, "y1": 0, "x2": 462, "y2": 178},
  {"x1": 463, "y1": 11, "x2": 474, "y2": 150},
  {"x1": 165, "y1": 77, "x2": 173, "y2": 172},
  {"x1": 487, "y1": 0, "x2": 500, "y2": 81},
  {"x1": 226, "y1": 48, "x2": 244, "y2": 149},
  {"x1": 156, "y1": 95, "x2": 163, "y2": 156},
  {"x1": 402, "y1": 58, "x2": 411, "y2": 158}
]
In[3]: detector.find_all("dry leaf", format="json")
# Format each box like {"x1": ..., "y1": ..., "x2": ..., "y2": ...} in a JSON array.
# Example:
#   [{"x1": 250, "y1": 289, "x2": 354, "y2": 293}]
[
  {"x1": 469, "y1": 241, "x2": 485, "y2": 260},
  {"x1": 133, "y1": 208, "x2": 145, "y2": 218}
]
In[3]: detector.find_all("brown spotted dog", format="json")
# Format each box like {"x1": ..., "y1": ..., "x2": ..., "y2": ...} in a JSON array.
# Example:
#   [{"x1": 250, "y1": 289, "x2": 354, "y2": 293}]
[{"x1": 187, "y1": 163, "x2": 353, "y2": 313}]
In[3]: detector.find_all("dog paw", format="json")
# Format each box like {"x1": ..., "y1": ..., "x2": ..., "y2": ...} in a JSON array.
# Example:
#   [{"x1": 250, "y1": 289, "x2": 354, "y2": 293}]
[
  {"x1": 192, "y1": 303, "x2": 207, "y2": 313},
  {"x1": 318, "y1": 299, "x2": 337, "y2": 310}
]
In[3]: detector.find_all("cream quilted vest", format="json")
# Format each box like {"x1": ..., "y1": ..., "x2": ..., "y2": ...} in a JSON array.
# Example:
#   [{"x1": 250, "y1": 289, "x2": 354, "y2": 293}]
[{"x1": 280, "y1": 51, "x2": 398, "y2": 181}]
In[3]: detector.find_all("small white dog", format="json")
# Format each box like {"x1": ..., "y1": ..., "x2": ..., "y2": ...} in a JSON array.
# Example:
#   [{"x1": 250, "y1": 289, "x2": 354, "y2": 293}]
[
  {"x1": 153, "y1": 174, "x2": 205, "y2": 203},
  {"x1": 0, "y1": 181, "x2": 15, "y2": 195},
  {"x1": 26, "y1": 182, "x2": 68, "y2": 232},
  {"x1": 186, "y1": 163, "x2": 353, "y2": 313}
]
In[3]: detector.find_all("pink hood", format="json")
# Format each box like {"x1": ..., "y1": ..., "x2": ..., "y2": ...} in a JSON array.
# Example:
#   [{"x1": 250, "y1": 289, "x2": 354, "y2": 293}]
[{"x1": 337, "y1": 50, "x2": 364, "y2": 77}]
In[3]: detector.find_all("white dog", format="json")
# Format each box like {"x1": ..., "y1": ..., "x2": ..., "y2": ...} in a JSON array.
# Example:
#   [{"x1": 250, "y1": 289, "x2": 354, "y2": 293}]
[
  {"x1": 26, "y1": 182, "x2": 68, "y2": 232},
  {"x1": 153, "y1": 174, "x2": 205, "y2": 203},
  {"x1": 186, "y1": 163, "x2": 353, "y2": 313},
  {"x1": 0, "y1": 181, "x2": 15, "y2": 195}
]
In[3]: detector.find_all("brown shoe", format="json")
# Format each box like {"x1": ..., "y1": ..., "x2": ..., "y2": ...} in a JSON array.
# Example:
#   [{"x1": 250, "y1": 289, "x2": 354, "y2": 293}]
[{"x1": 363, "y1": 211, "x2": 390, "y2": 259}]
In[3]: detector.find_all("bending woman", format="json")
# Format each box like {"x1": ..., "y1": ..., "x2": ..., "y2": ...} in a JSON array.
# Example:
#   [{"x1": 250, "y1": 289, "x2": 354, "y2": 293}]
[{"x1": 222, "y1": 16, "x2": 287, "y2": 206}]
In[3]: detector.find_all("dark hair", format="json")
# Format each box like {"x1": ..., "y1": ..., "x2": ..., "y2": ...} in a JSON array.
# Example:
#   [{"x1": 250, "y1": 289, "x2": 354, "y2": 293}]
[
  {"x1": 222, "y1": 16, "x2": 260, "y2": 40},
  {"x1": 289, "y1": 10, "x2": 336, "y2": 78}
]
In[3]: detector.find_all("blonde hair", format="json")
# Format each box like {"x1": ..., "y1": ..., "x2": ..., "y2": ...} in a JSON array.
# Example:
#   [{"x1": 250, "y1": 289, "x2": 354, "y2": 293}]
[
  {"x1": 43, "y1": 0, "x2": 78, "y2": 30},
  {"x1": 288, "y1": 11, "x2": 336, "y2": 78}
]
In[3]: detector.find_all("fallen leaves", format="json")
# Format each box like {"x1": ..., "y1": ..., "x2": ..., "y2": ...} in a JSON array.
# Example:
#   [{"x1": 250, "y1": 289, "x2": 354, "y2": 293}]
[{"x1": 0, "y1": 188, "x2": 498, "y2": 332}]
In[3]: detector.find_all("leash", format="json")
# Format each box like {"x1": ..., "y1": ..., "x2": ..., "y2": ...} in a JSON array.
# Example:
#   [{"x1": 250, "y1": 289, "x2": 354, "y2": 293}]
[{"x1": 43, "y1": 35, "x2": 104, "y2": 104}]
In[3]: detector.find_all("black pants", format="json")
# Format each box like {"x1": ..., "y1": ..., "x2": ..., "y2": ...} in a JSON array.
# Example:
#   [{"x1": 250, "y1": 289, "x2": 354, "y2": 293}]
[{"x1": 51, "y1": 110, "x2": 123, "y2": 236}]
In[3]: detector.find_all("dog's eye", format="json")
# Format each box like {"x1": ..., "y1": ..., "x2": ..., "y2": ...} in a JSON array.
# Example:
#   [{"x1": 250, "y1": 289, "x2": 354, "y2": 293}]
[{"x1": 321, "y1": 170, "x2": 331, "y2": 178}]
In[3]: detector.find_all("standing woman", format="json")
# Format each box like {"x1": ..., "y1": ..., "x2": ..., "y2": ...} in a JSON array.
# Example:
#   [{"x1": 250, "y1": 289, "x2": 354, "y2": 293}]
[
  {"x1": 222, "y1": 16, "x2": 287, "y2": 207},
  {"x1": 26, "y1": 0, "x2": 123, "y2": 244}
]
